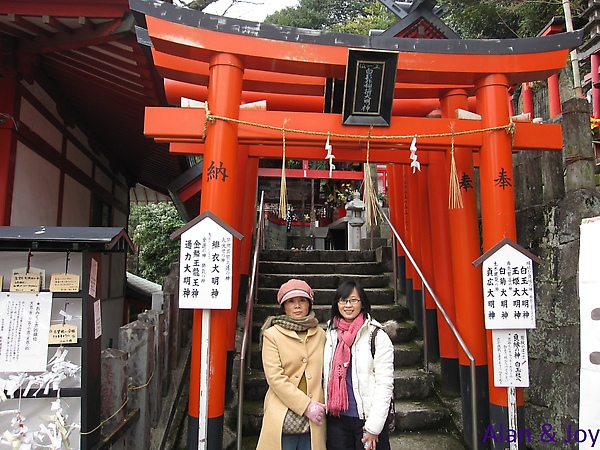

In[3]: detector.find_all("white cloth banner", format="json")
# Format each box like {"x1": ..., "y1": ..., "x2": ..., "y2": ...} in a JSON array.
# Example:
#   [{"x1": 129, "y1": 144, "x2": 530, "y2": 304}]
[{"x1": 579, "y1": 217, "x2": 600, "y2": 449}]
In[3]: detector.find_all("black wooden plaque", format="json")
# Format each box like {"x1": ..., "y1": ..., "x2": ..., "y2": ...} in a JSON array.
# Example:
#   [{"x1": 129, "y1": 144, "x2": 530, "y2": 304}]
[{"x1": 342, "y1": 49, "x2": 398, "y2": 126}]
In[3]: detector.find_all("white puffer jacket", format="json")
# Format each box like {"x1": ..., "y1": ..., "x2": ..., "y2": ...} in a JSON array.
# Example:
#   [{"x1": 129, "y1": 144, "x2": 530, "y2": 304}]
[{"x1": 323, "y1": 315, "x2": 394, "y2": 435}]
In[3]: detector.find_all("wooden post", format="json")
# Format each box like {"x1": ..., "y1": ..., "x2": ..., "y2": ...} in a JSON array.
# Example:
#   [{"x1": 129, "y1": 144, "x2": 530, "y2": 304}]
[
  {"x1": 426, "y1": 149, "x2": 460, "y2": 395},
  {"x1": 475, "y1": 74, "x2": 524, "y2": 449},
  {"x1": 441, "y1": 88, "x2": 490, "y2": 448},
  {"x1": 119, "y1": 320, "x2": 154, "y2": 450},
  {"x1": 187, "y1": 52, "x2": 244, "y2": 450},
  {"x1": 138, "y1": 310, "x2": 165, "y2": 427},
  {"x1": 0, "y1": 78, "x2": 16, "y2": 226},
  {"x1": 101, "y1": 348, "x2": 128, "y2": 449}
]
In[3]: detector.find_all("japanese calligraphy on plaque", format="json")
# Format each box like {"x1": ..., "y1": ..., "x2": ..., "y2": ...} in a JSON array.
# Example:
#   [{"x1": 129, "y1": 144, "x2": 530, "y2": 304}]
[
  {"x1": 50, "y1": 273, "x2": 80, "y2": 293},
  {"x1": 173, "y1": 212, "x2": 243, "y2": 310},
  {"x1": 492, "y1": 329, "x2": 529, "y2": 387},
  {"x1": 474, "y1": 238, "x2": 543, "y2": 330},
  {"x1": 0, "y1": 292, "x2": 52, "y2": 372},
  {"x1": 342, "y1": 49, "x2": 398, "y2": 126}
]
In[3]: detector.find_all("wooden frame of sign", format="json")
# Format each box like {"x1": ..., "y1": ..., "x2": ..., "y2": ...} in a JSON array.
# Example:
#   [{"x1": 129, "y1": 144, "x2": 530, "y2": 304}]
[{"x1": 342, "y1": 48, "x2": 398, "y2": 126}]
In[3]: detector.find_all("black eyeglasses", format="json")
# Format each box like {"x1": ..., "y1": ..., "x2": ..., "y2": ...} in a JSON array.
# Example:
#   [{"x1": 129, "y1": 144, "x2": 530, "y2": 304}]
[{"x1": 337, "y1": 297, "x2": 361, "y2": 305}]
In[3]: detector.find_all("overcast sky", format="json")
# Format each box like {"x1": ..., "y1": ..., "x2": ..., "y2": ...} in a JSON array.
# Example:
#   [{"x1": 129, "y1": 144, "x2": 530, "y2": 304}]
[{"x1": 202, "y1": 0, "x2": 300, "y2": 22}]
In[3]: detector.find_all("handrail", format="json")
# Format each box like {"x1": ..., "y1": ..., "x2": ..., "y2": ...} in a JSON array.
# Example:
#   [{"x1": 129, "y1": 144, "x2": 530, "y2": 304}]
[
  {"x1": 376, "y1": 202, "x2": 479, "y2": 450},
  {"x1": 237, "y1": 191, "x2": 265, "y2": 450}
]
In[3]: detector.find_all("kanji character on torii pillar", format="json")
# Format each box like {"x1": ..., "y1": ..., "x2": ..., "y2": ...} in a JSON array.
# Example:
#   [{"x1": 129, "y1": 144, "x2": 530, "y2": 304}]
[{"x1": 130, "y1": 0, "x2": 582, "y2": 448}]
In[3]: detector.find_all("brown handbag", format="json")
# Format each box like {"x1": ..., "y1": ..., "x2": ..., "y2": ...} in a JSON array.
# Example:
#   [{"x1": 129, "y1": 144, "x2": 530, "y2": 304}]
[{"x1": 281, "y1": 408, "x2": 310, "y2": 435}]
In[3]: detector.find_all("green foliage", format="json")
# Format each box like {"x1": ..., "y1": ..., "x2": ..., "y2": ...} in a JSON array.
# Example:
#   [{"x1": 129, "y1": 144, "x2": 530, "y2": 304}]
[
  {"x1": 265, "y1": 0, "x2": 381, "y2": 32},
  {"x1": 128, "y1": 203, "x2": 185, "y2": 285},
  {"x1": 443, "y1": 0, "x2": 587, "y2": 39}
]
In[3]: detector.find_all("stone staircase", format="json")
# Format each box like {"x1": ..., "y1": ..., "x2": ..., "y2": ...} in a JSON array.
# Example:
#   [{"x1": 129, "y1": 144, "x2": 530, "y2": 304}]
[{"x1": 237, "y1": 249, "x2": 466, "y2": 449}]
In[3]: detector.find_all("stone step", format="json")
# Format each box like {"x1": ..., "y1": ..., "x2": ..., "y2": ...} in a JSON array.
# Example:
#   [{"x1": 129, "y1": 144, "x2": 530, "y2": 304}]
[
  {"x1": 257, "y1": 286, "x2": 394, "y2": 305},
  {"x1": 246, "y1": 340, "x2": 423, "y2": 372},
  {"x1": 250, "y1": 304, "x2": 410, "y2": 326},
  {"x1": 237, "y1": 398, "x2": 452, "y2": 437},
  {"x1": 250, "y1": 317, "x2": 415, "y2": 345},
  {"x1": 394, "y1": 368, "x2": 434, "y2": 400},
  {"x1": 259, "y1": 261, "x2": 385, "y2": 275},
  {"x1": 393, "y1": 399, "x2": 452, "y2": 432},
  {"x1": 233, "y1": 430, "x2": 466, "y2": 450},
  {"x1": 258, "y1": 273, "x2": 391, "y2": 289},
  {"x1": 260, "y1": 249, "x2": 377, "y2": 263}
]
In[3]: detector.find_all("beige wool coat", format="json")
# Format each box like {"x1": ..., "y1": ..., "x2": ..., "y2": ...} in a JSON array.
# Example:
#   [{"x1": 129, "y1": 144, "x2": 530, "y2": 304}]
[{"x1": 256, "y1": 323, "x2": 327, "y2": 450}]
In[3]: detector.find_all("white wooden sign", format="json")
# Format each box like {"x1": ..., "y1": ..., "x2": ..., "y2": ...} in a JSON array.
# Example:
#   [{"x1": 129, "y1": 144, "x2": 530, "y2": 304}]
[
  {"x1": 492, "y1": 329, "x2": 529, "y2": 387},
  {"x1": 177, "y1": 215, "x2": 237, "y2": 309},
  {"x1": 480, "y1": 242, "x2": 537, "y2": 329}
]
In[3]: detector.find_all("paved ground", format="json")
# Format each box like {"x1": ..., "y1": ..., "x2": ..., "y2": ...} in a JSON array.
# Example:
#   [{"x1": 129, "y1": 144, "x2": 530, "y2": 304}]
[{"x1": 389, "y1": 431, "x2": 466, "y2": 449}]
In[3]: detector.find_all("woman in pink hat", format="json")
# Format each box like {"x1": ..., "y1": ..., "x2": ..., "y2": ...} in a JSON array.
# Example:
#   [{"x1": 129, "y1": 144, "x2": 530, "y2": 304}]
[{"x1": 257, "y1": 279, "x2": 327, "y2": 450}]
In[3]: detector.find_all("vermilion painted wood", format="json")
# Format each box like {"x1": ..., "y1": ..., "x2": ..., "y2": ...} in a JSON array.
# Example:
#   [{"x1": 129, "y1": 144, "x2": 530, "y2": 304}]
[
  {"x1": 144, "y1": 14, "x2": 574, "y2": 90},
  {"x1": 442, "y1": 89, "x2": 488, "y2": 366},
  {"x1": 426, "y1": 149, "x2": 459, "y2": 361},
  {"x1": 144, "y1": 107, "x2": 564, "y2": 153},
  {"x1": 476, "y1": 75, "x2": 523, "y2": 408}
]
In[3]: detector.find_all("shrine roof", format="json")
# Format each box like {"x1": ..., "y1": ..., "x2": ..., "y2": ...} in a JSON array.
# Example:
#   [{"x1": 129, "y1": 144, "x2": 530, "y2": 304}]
[
  {"x1": 130, "y1": 0, "x2": 582, "y2": 97},
  {"x1": 0, "y1": 226, "x2": 135, "y2": 252}
]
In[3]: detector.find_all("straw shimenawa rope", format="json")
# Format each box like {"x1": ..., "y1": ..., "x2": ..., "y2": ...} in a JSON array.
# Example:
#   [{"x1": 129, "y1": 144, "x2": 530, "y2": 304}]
[
  {"x1": 364, "y1": 126, "x2": 383, "y2": 228},
  {"x1": 279, "y1": 120, "x2": 289, "y2": 219},
  {"x1": 201, "y1": 105, "x2": 516, "y2": 143},
  {"x1": 200, "y1": 104, "x2": 518, "y2": 214},
  {"x1": 448, "y1": 122, "x2": 464, "y2": 209}
]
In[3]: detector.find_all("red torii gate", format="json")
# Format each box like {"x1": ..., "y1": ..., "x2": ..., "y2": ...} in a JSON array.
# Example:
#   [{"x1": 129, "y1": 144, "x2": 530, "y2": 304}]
[{"x1": 130, "y1": 0, "x2": 581, "y2": 448}]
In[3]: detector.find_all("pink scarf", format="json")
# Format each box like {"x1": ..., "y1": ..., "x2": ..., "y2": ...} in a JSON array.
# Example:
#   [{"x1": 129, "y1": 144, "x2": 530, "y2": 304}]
[{"x1": 327, "y1": 314, "x2": 365, "y2": 416}]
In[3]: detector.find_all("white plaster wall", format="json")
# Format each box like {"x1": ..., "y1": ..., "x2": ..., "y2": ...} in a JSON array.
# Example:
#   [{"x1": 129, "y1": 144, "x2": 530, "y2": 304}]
[
  {"x1": 20, "y1": 81, "x2": 60, "y2": 122},
  {"x1": 115, "y1": 183, "x2": 128, "y2": 205},
  {"x1": 68, "y1": 125, "x2": 91, "y2": 151},
  {"x1": 66, "y1": 140, "x2": 93, "y2": 176},
  {"x1": 113, "y1": 207, "x2": 127, "y2": 228},
  {"x1": 11, "y1": 142, "x2": 60, "y2": 226},
  {"x1": 61, "y1": 175, "x2": 91, "y2": 226},
  {"x1": 19, "y1": 99, "x2": 62, "y2": 152},
  {"x1": 95, "y1": 167, "x2": 113, "y2": 193}
]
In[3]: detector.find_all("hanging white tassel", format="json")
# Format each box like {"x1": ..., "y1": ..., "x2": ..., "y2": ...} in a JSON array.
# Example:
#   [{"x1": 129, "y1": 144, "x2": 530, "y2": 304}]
[
  {"x1": 409, "y1": 136, "x2": 420, "y2": 173},
  {"x1": 324, "y1": 134, "x2": 336, "y2": 178}
]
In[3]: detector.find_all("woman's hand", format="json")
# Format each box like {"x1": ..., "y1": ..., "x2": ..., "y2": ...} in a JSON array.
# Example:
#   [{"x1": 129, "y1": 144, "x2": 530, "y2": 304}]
[
  {"x1": 361, "y1": 429, "x2": 378, "y2": 449},
  {"x1": 303, "y1": 400, "x2": 326, "y2": 425}
]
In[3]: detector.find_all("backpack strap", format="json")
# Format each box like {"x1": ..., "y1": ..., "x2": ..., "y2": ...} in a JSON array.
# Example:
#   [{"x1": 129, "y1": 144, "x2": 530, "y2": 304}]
[{"x1": 369, "y1": 326, "x2": 381, "y2": 359}]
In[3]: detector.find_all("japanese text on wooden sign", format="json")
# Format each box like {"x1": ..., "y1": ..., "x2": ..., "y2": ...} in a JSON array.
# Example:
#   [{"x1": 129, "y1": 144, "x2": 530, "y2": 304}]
[
  {"x1": 482, "y1": 244, "x2": 536, "y2": 329},
  {"x1": 178, "y1": 217, "x2": 233, "y2": 309}
]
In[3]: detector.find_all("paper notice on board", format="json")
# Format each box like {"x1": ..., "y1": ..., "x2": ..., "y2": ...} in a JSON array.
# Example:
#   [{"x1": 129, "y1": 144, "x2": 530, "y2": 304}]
[
  {"x1": 94, "y1": 300, "x2": 101, "y2": 339},
  {"x1": 89, "y1": 258, "x2": 98, "y2": 298},
  {"x1": 0, "y1": 292, "x2": 52, "y2": 372}
]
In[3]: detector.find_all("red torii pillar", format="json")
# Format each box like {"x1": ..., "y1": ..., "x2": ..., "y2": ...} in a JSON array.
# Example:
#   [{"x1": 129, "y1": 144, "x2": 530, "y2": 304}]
[
  {"x1": 188, "y1": 53, "x2": 244, "y2": 450},
  {"x1": 476, "y1": 74, "x2": 523, "y2": 448},
  {"x1": 417, "y1": 165, "x2": 440, "y2": 360},
  {"x1": 0, "y1": 78, "x2": 16, "y2": 225},
  {"x1": 441, "y1": 88, "x2": 490, "y2": 448},
  {"x1": 426, "y1": 148, "x2": 460, "y2": 396}
]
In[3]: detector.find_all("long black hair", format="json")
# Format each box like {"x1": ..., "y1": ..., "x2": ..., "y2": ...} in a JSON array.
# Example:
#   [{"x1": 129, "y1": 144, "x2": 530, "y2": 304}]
[{"x1": 330, "y1": 280, "x2": 371, "y2": 322}]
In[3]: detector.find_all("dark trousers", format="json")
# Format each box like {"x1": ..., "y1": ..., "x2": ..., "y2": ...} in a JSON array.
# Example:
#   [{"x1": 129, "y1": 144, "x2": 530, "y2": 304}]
[{"x1": 326, "y1": 415, "x2": 390, "y2": 450}]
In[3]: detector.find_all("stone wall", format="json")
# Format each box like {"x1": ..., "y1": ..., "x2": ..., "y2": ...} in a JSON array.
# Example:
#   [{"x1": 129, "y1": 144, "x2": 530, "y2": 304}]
[{"x1": 513, "y1": 99, "x2": 600, "y2": 448}]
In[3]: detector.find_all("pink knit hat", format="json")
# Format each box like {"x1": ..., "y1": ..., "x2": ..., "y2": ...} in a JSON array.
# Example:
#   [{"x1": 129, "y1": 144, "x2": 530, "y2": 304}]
[{"x1": 277, "y1": 279, "x2": 314, "y2": 305}]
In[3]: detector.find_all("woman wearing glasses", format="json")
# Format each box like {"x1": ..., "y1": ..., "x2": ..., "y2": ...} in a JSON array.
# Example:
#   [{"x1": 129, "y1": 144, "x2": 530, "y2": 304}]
[{"x1": 324, "y1": 280, "x2": 394, "y2": 450}]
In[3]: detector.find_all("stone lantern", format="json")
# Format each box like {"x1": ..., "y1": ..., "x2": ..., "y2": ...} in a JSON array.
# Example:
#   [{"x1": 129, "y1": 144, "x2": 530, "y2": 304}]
[{"x1": 344, "y1": 191, "x2": 366, "y2": 249}]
